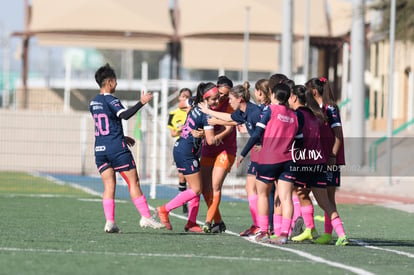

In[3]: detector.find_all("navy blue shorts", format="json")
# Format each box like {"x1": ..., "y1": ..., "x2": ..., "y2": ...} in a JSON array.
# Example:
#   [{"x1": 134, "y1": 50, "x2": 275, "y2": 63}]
[
  {"x1": 95, "y1": 150, "x2": 136, "y2": 174},
  {"x1": 293, "y1": 164, "x2": 327, "y2": 188},
  {"x1": 247, "y1": 161, "x2": 258, "y2": 176},
  {"x1": 326, "y1": 166, "x2": 341, "y2": 187},
  {"x1": 173, "y1": 143, "x2": 200, "y2": 176},
  {"x1": 256, "y1": 161, "x2": 296, "y2": 184}
]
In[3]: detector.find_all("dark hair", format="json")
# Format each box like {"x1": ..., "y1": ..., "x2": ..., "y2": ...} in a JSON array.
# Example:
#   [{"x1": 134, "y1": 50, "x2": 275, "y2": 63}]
[
  {"x1": 305, "y1": 77, "x2": 337, "y2": 108},
  {"x1": 230, "y1": 81, "x2": 250, "y2": 103},
  {"x1": 95, "y1": 63, "x2": 116, "y2": 88},
  {"x1": 254, "y1": 79, "x2": 270, "y2": 105},
  {"x1": 194, "y1": 82, "x2": 217, "y2": 106},
  {"x1": 282, "y1": 79, "x2": 295, "y2": 92},
  {"x1": 179, "y1": 88, "x2": 192, "y2": 97},
  {"x1": 272, "y1": 83, "x2": 290, "y2": 106},
  {"x1": 292, "y1": 85, "x2": 326, "y2": 122},
  {"x1": 268, "y1": 73, "x2": 288, "y2": 92},
  {"x1": 291, "y1": 85, "x2": 307, "y2": 105},
  {"x1": 217, "y1": 75, "x2": 233, "y2": 88}
]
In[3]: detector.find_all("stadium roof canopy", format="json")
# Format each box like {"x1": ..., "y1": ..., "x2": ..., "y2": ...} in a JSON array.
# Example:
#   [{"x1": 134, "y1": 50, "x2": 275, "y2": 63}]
[{"x1": 14, "y1": 0, "x2": 353, "y2": 71}]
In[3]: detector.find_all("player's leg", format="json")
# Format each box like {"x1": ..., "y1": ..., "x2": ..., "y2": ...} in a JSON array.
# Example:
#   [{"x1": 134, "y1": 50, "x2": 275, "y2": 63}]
[
  {"x1": 240, "y1": 173, "x2": 260, "y2": 236},
  {"x1": 178, "y1": 172, "x2": 188, "y2": 215},
  {"x1": 119, "y1": 168, "x2": 164, "y2": 229},
  {"x1": 101, "y1": 167, "x2": 120, "y2": 233},
  {"x1": 158, "y1": 171, "x2": 202, "y2": 230}
]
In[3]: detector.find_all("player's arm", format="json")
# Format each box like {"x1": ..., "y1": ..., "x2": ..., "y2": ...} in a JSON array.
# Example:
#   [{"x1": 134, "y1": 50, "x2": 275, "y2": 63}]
[
  {"x1": 327, "y1": 106, "x2": 343, "y2": 164},
  {"x1": 198, "y1": 102, "x2": 233, "y2": 121},
  {"x1": 118, "y1": 91, "x2": 152, "y2": 120},
  {"x1": 208, "y1": 117, "x2": 238, "y2": 126}
]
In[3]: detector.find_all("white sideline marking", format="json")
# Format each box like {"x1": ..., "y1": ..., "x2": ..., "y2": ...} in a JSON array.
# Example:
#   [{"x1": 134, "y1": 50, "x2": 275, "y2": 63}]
[
  {"x1": 0, "y1": 247, "x2": 304, "y2": 263},
  {"x1": 352, "y1": 239, "x2": 414, "y2": 258},
  {"x1": 161, "y1": 210, "x2": 374, "y2": 275}
]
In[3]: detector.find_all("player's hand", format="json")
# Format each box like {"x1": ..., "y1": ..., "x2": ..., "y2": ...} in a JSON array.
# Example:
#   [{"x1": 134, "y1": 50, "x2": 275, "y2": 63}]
[
  {"x1": 125, "y1": 136, "x2": 136, "y2": 147},
  {"x1": 236, "y1": 155, "x2": 244, "y2": 168},
  {"x1": 236, "y1": 124, "x2": 248, "y2": 133},
  {"x1": 207, "y1": 117, "x2": 220, "y2": 126},
  {"x1": 253, "y1": 145, "x2": 262, "y2": 152},
  {"x1": 140, "y1": 90, "x2": 153, "y2": 105},
  {"x1": 198, "y1": 102, "x2": 209, "y2": 114},
  {"x1": 191, "y1": 128, "x2": 205, "y2": 138}
]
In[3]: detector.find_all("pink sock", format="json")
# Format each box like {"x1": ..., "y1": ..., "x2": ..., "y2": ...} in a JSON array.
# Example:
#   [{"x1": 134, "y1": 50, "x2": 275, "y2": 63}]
[
  {"x1": 248, "y1": 195, "x2": 258, "y2": 226},
  {"x1": 331, "y1": 217, "x2": 346, "y2": 238},
  {"x1": 187, "y1": 195, "x2": 200, "y2": 224},
  {"x1": 165, "y1": 189, "x2": 197, "y2": 212},
  {"x1": 103, "y1": 198, "x2": 115, "y2": 222},
  {"x1": 273, "y1": 214, "x2": 283, "y2": 236},
  {"x1": 291, "y1": 195, "x2": 302, "y2": 226},
  {"x1": 132, "y1": 195, "x2": 151, "y2": 218},
  {"x1": 301, "y1": 205, "x2": 315, "y2": 229},
  {"x1": 281, "y1": 217, "x2": 292, "y2": 237},
  {"x1": 257, "y1": 214, "x2": 269, "y2": 232},
  {"x1": 325, "y1": 212, "x2": 333, "y2": 234}
]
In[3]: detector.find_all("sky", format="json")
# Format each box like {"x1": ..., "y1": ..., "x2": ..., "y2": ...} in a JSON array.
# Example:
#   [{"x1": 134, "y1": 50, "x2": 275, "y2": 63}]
[{"x1": 0, "y1": 0, "x2": 65, "y2": 77}]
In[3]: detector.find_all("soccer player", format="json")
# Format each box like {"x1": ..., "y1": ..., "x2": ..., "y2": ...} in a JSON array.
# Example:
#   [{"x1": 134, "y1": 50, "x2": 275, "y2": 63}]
[
  {"x1": 238, "y1": 83, "x2": 303, "y2": 245},
  {"x1": 304, "y1": 77, "x2": 349, "y2": 246},
  {"x1": 198, "y1": 81, "x2": 263, "y2": 237},
  {"x1": 90, "y1": 63, "x2": 164, "y2": 233},
  {"x1": 167, "y1": 88, "x2": 192, "y2": 215},
  {"x1": 287, "y1": 84, "x2": 326, "y2": 242},
  {"x1": 200, "y1": 76, "x2": 237, "y2": 233},
  {"x1": 156, "y1": 82, "x2": 223, "y2": 232}
]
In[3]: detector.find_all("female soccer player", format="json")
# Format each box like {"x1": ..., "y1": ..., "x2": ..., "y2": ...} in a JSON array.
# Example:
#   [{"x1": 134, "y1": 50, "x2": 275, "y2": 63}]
[
  {"x1": 90, "y1": 63, "x2": 164, "y2": 233},
  {"x1": 198, "y1": 81, "x2": 263, "y2": 236},
  {"x1": 167, "y1": 88, "x2": 192, "y2": 215},
  {"x1": 199, "y1": 76, "x2": 237, "y2": 233},
  {"x1": 238, "y1": 83, "x2": 302, "y2": 245},
  {"x1": 304, "y1": 77, "x2": 349, "y2": 246},
  {"x1": 156, "y1": 82, "x2": 223, "y2": 232}
]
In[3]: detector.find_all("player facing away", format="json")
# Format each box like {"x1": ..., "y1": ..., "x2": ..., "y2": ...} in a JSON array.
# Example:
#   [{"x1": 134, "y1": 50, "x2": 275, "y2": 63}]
[
  {"x1": 289, "y1": 84, "x2": 349, "y2": 246},
  {"x1": 304, "y1": 77, "x2": 348, "y2": 246},
  {"x1": 167, "y1": 88, "x2": 192, "y2": 215},
  {"x1": 238, "y1": 83, "x2": 303, "y2": 245},
  {"x1": 156, "y1": 82, "x2": 220, "y2": 232},
  {"x1": 90, "y1": 63, "x2": 164, "y2": 233}
]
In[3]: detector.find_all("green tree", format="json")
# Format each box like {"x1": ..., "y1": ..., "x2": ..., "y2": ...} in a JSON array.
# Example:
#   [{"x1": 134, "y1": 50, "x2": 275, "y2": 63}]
[{"x1": 370, "y1": 0, "x2": 414, "y2": 41}]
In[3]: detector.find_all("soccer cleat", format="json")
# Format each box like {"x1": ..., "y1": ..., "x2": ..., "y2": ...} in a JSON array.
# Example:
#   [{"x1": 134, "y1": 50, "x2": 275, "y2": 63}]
[
  {"x1": 211, "y1": 221, "x2": 226, "y2": 234},
  {"x1": 184, "y1": 221, "x2": 203, "y2": 233},
  {"x1": 104, "y1": 221, "x2": 121, "y2": 233},
  {"x1": 291, "y1": 228, "x2": 318, "y2": 242},
  {"x1": 290, "y1": 216, "x2": 304, "y2": 239},
  {"x1": 269, "y1": 235, "x2": 288, "y2": 245},
  {"x1": 156, "y1": 206, "x2": 172, "y2": 230},
  {"x1": 202, "y1": 222, "x2": 212, "y2": 233},
  {"x1": 139, "y1": 216, "x2": 165, "y2": 229},
  {"x1": 335, "y1": 235, "x2": 350, "y2": 246},
  {"x1": 182, "y1": 203, "x2": 189, "y2": 215},
  {"x1": 254, "y1": 231, "x2": 270, "y2": 243},
  {"x1": 314, "y1": 233, "x2": 333, "y2": 245},
  {"x1": 240, "y1": 225, "x2": 260, "y2": 237}
]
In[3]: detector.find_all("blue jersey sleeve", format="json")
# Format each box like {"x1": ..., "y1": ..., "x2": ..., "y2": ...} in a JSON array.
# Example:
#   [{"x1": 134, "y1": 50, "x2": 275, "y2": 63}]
[
  {"x1": 240, "y1": 106, "x2": 270, "y2": 157},
  {"x1": 230, "y1": 109, "x2": 245, "y2": 124},
  {"x1": 105, "y1": 95, "x2": 125, "y2": 117},
  {"x1": 326, "y1": 105, "x2": 342, "y2": 128}
]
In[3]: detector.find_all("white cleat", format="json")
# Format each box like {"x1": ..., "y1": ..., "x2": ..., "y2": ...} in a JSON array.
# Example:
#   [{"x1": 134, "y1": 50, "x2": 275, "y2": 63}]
[
  {"x1": 140, "y1": 216, "x2": 166, "y2": 229},
  {"x1": 104, "y1": 221, "x2": 121, "y2": 233}
]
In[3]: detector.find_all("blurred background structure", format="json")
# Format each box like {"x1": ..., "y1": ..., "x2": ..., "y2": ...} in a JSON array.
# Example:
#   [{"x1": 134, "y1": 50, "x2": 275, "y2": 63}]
[{"x1": 1, "y1": 0, "x2": 414, "y2": 194}]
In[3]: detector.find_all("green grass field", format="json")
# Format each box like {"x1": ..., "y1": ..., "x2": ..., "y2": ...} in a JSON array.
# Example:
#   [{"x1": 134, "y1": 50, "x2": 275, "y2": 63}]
[{"x1": 0, "y1": 172, "x2": 413, "y2": 275}]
